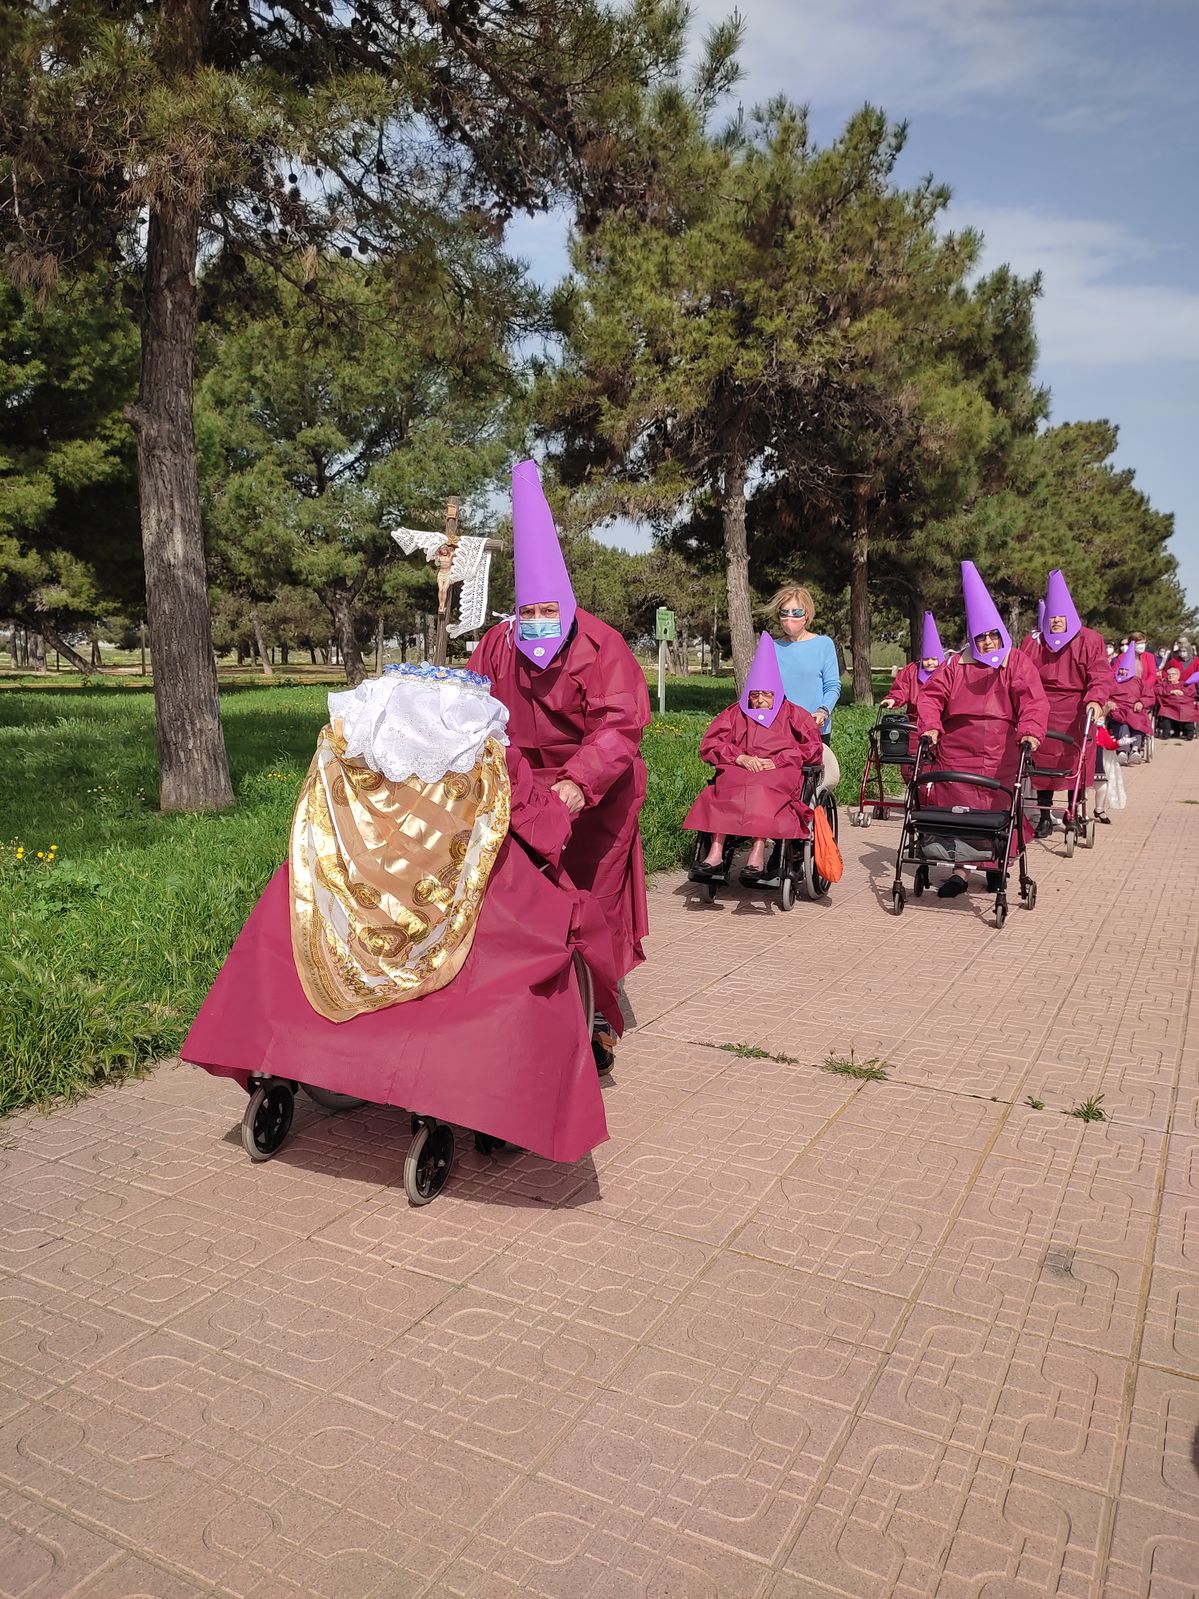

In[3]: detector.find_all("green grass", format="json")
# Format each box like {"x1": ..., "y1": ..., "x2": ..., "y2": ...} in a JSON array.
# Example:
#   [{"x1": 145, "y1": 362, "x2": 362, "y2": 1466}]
[
  {"x1": 0, "y1": 677, "x2": 878, "y2": 1113},
  {"x1": 1069, "y1": 1094, "x2": 1107, "y2": 1122},
  {"x1": 822, "y1": 1050, "x2": 890, "y2": 1082},
  {"x1": 717, "y1": 1042, "x2": 801, "y2": 1064}
]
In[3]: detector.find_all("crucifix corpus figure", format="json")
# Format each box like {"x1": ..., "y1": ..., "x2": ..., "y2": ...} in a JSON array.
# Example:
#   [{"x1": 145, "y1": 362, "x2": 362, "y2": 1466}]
[{"x1": 389, "y1": 498, "x2": 504, "y2": 666}]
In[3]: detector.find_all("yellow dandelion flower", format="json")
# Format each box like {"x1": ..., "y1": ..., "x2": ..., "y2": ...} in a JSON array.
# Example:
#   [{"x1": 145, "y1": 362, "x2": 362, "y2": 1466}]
[{"x1": 37, "y1": 851, "x2": 44, "y2": 859}]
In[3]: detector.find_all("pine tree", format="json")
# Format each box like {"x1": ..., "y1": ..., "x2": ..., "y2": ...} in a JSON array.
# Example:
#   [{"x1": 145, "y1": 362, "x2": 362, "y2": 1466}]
[{"x1": 1, "y1": 0, "x2": 697, "y2": 806}]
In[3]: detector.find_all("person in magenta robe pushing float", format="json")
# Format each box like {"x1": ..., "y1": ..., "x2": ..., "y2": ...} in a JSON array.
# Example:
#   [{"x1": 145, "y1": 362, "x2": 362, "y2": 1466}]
[
  {"x1": 469, "y1": 461, "x2": 651, "y2": 1002},
  {"x1": 1018, "y1": 569, "x2": 1116, "y2": 832},
  {"x1": 916, "y1": 562, "x2": 1049, "y2": 899},
  {"x1": 684, "y1": 632, "x2": 824, "y2": 887}
]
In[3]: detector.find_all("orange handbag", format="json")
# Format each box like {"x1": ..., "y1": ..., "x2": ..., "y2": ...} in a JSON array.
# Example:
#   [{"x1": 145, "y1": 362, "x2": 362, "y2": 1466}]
[{"x1": 813, "y1": 806, "x2": 844, "y2": 883}]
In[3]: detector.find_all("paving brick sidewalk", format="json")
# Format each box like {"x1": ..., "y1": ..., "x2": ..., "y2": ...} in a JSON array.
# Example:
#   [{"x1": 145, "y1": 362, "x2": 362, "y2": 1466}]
[{"x1": 2, "y1": 749, "x2": 1197, "y2": 1598}]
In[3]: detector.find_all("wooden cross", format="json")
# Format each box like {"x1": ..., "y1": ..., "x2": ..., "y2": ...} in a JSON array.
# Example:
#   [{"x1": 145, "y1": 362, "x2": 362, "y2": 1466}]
[{"x1": 430, "y1": 497, "x2": 505, "y2": 667}]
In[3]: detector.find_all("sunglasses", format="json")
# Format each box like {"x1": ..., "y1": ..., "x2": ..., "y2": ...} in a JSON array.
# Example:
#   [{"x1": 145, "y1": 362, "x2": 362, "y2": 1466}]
[{"x1": 778, "y1": 608, "x2": 806, "y2": 619}]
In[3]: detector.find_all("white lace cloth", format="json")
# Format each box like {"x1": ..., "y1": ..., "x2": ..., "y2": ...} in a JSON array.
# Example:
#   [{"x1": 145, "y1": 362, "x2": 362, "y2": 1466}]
[{"x1": 327, "y1": 673, "x2": 509, "y2": 785}]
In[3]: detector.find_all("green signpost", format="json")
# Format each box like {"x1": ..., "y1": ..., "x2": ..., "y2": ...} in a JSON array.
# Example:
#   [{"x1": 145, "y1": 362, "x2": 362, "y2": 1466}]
[{"x1": 655, "y1": 608, "x2": 675, "y2": 712}]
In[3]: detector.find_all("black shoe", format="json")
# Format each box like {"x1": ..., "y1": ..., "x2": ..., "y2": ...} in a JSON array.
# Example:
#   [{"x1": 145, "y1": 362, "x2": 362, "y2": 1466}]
[
  {"x1": 592, "y1": 1032, "x2": 615, "y2": 1074},
  {"x1": 1095, "y1": 811, "x2": 1112, "y2": 824},
  {"x1": 1034, "y1": 814, "x2": 1054, "y2": 839},
  {"x1": 689, "y1": 860, "x2": 717, "y2": 881},
  {"x1": 739, "y1": 866, "x2": 764, "y2": 887},
  {"x1": 937, "y1": 874, "x2": 969, "y2": 898},
  {"x1": 985, "y1": 870, "x2": 1004, "y2": 892}
]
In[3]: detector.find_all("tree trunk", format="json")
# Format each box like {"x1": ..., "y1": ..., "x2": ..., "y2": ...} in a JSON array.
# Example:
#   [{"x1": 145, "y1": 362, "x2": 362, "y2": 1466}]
[
  {"x1": 27, "y1": 630, "x2": 47, "y2": 673},
  {"x1": 39, "y1": 623, "x2": 96, "y2": 676},
  {"x1": 721, "y1": 451, "x2": 755, "y2": 691},
  {"x1": 330, "y1": 591, "x2": 366, "y2": 685},
  {"x1": 280, "y1": 643, "x2": 289, "y2": 666},
  {"x1": 248, "y1": 603, "x2": 274, "y2": 679},
  {"x1": 907, "y1": 587, "x2": 924, "y2": 663},
  {"x1": 308, "y1": 645, "x2": 317, "y2": 665},
  {"x1": 91, "y1": 636, "x2": 102, "y2": 669},
  {"x1": 374, "y1": 614, "x2": 385, "y2": 676},
  {"x1": 850, "y1": 490, "x2": 872, "y2": 705},
  {"x1": 125, "y1": 5, "x2": 233, "y2": 811}
]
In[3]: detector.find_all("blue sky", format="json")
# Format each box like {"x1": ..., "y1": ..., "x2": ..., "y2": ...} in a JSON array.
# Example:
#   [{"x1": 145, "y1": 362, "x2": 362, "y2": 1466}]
[{"x1": 506, "y1": 0, "x2": 1199, "y2": 606}]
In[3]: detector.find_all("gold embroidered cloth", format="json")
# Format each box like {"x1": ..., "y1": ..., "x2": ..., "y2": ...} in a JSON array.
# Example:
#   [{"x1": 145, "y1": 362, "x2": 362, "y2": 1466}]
[{"x1": 289, "y1": 723, "x2": 511, "y2": 1022}]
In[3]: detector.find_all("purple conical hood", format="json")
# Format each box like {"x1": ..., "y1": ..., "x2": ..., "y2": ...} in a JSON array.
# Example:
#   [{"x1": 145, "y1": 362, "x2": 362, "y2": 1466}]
[
  {"x1": 1114, "y1": 640, "x2": 1138, "y2": 683},
  {"x1": 961, "y1": 561, "x2": 1011, "y2": 668},
  {"x1": 1042, "y1": 569, "x2": 1081, "y2": 652},
  {"x1": 512, "y1": 459, "x2": 576, "y2": 668},
  {"x1": 739, "y1": 632, "x2": 786, "y2": 728},
  {"x1": 917, "y1": 612, "x2": 945, "y2": 683}
]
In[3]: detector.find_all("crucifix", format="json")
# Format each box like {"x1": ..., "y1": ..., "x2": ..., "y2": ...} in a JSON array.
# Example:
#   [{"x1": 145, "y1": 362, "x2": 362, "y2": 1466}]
[{"x1": 390, "y1": 498, "x2": 504, "y2": 667}]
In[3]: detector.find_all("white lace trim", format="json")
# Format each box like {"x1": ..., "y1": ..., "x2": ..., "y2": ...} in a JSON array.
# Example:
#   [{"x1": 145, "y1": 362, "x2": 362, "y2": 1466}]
[{"x1": 327, "y1": 674, "x2": 509, "y2": 785}]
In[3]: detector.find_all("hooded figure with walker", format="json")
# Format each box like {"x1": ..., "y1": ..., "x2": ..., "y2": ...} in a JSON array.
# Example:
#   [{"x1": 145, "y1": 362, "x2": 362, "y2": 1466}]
[
  {"x1": 910, "y1": 562, "x2": 1049, "y2": 904},
  {"x1": 1019, "y1": 569, "x2": 1115, "y2": 836}
]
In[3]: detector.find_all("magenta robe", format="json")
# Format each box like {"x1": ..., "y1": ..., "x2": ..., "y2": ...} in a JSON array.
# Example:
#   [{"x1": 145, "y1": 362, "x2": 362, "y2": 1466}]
[
  {"x1": 1156, "y1": 681, "x2": 1199, "y2": 725},
  {"x1": 916, "y1": 652, "x2": 1049, "y2": 845},
  {"x1": 1019, "y1": 627, "x2": 1114, "y2": 745},
  {"x1": 684, "y1": 702, "x2": 824, "y2": 839},
  {"x1": 181, "y1": 751, "x2": 616, "y2": 1164},
  {"x1": 470, "y1": 610, "x2": 650, "y2": 978},
  {"x1": 883, "y1": 662, "x2": 922, "y2": 713},
  {"x1": 1110, "y1": 673, "x2": 1153, "y2": 736}
]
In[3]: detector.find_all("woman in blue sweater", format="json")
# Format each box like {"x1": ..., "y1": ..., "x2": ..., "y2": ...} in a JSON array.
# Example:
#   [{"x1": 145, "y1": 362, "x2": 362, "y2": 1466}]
[{"x1": 767, "y1": 584, "x2": 841, "y2": 743}]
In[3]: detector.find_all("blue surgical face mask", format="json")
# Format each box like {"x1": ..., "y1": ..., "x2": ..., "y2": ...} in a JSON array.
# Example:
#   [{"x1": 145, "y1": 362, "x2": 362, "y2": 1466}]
[{"x1": 518, "y1": 617, "x2": 562, "y2": 641}]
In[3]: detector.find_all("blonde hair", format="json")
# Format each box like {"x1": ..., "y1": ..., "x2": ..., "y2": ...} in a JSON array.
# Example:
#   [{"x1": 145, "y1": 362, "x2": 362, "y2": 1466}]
[{"x1": 763, "y1": 585, "x2": 816, "y2": 627}]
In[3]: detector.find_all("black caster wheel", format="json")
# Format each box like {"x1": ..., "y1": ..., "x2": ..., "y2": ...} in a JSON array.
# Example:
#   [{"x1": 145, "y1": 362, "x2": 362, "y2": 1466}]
[
  {"x1": 994, "y1": 898, "x2": 1008, "y2": 930},
  {"x1": 242, "y1": 1081, "x2": 295, "y2": 1162},
  {"x1": 780, "y1": 874, "x2": 796, "y2": 911},
  {"x1": 404, "y1": 1121, "x2": 455, "y2": 1205},
  {"x1": 1023, "y1": 880, "x2": 1037, "y2": 910},
  {"x1": 872, "y1": 807, "x2": 888, "y2": 822},
  {"x1": 302, "y1": 1083, "x2": 367, "y2": 1112},
  {"x1": 891, "y1": 886, "x2": 905, "y2": 916},
  {"x1": 913, "y1": 865, "x2": 929, "y2": 897}
]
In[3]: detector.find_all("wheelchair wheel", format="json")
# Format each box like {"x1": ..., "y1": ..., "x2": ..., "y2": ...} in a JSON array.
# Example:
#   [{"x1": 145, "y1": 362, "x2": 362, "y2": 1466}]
[
  {"x1": 404, "y1": 1120, "x2": 455, "y2": 1206},
  {"x1": 994, "y1": 898, "x2": 1008, "y2": 930},
  {"x1": 1064, "y1": 827, "x2": 1076, "y2": 858},
  {"x1": 872, "y1": 806, "x2": 888, "y2": 822},
  {"x1": 242, "y1": 1080, "x2": 294, "y2": 1162},
  {"x1": 891, "y1": 886, "x2": 905, "y2": 915},
  {"x1": 1083, "y1": 818, "x2": 1096, "y2": 849},
  {"x1": 1023, "y1": 879, "x2": 1037, "y2": 910},
  {"x1": 912, "y1": 864, "x2": 929, "y2": 897},
  {"x1": 780, "y1": 873, "x2": 796, "y2": 911},
  {"x1": 302, "y1": 1083, "x2": 367, "y2": 1112}
]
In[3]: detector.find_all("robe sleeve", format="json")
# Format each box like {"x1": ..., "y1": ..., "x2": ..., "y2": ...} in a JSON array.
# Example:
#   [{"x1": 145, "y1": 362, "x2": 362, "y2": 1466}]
[
  {"x1": 1009, "y1": 650, "x2": 1051, "y2": 742},
  {"x1": 915, "y1": 658, "x2": 957, "y2": 735},
  {"x1": 504, "y1": 744, "x2": 572, "y2": 866},
  {"x1": 1082, "y1": 632, "x2": 1116, "y2": 706},
  {"x1": 883, "y1": 664, "x2": 918, "y2": 711},
  {"x1": 561, "y1": 638, "x2": 651, "y2": 806},
  {"x1": 698, "y1": 705, "x2": 745, "y2": 769},
  {"x1": 466, "y1": 627, "x2": 503, "y2": 680}
]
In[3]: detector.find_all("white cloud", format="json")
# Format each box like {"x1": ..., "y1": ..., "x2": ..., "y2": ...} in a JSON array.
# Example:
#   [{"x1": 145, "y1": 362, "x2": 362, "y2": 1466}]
[
  {"x1": 962, "y1": 205, "x2": 1199, "y2": 366},
  {"x1": 694, "y1": 0, "x2": 1187, "y2": 121}
]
